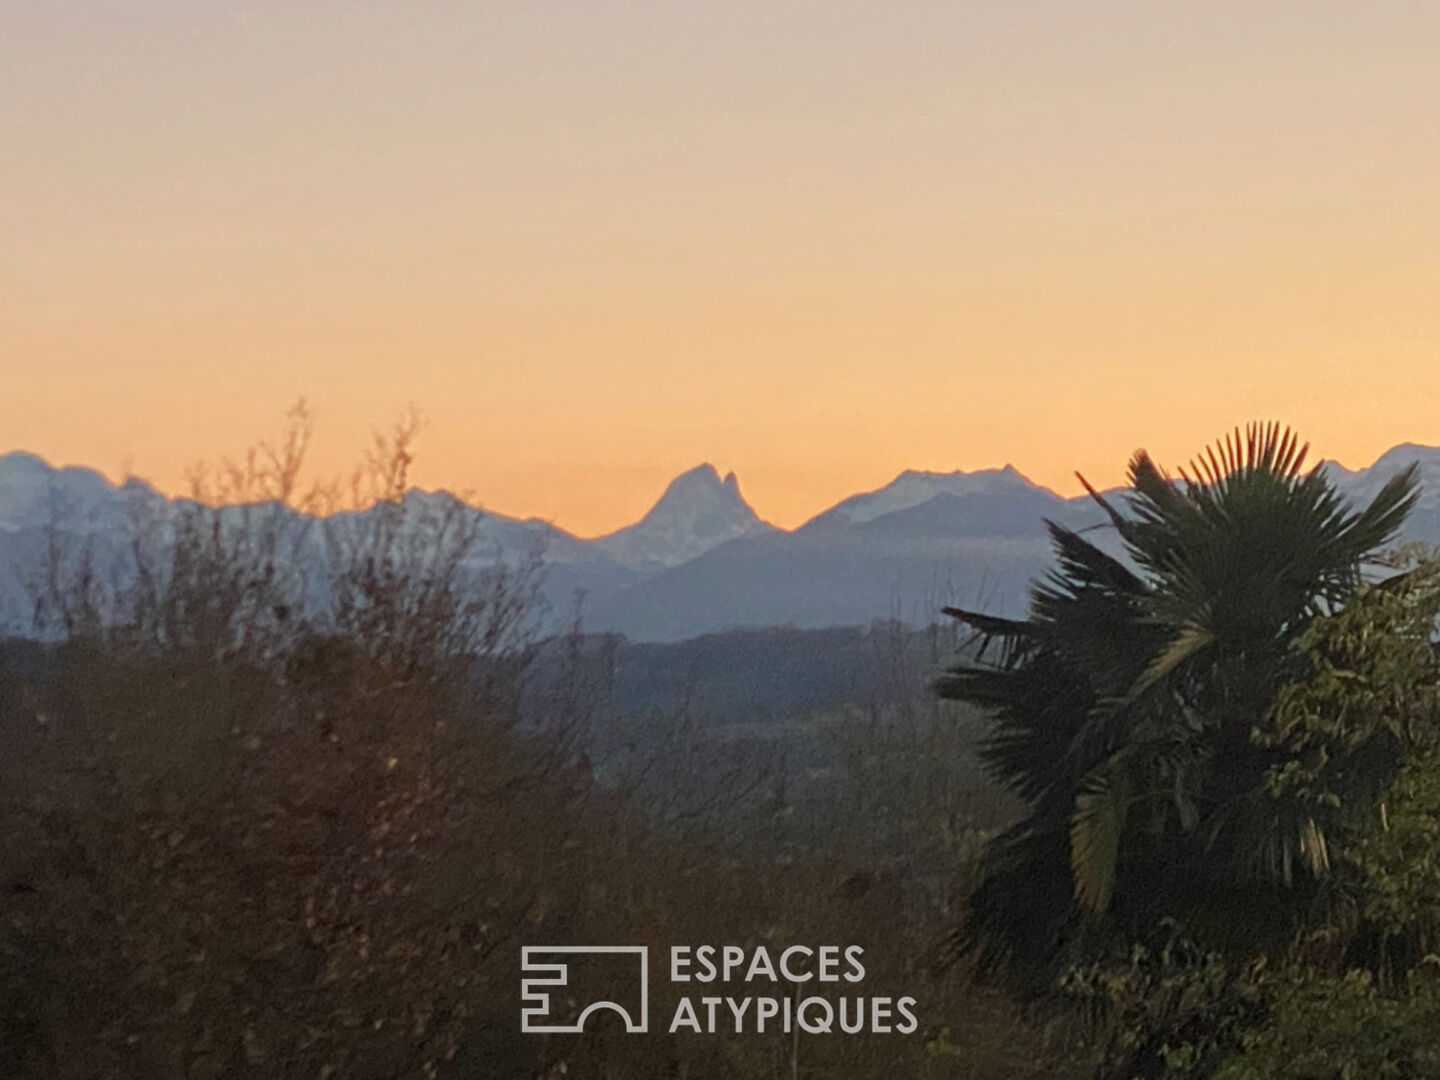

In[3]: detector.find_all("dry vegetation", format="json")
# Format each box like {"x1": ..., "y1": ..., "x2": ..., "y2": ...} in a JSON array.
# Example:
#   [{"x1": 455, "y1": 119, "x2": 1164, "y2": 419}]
[{"x1": 0, "y1": 411, "x2": 1085, "y2": 1079}]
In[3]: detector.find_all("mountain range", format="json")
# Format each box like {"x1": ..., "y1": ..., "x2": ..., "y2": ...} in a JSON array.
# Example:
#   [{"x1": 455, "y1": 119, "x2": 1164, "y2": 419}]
[{"x1": 4, "y1": 443, "x2": 1440, "y2": 642}]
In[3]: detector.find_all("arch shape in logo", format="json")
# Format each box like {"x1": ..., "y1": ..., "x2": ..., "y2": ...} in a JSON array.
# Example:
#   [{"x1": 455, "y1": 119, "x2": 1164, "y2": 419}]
[{"x1": 521, "y1": 946, "x2": 649, "y2": 1034}]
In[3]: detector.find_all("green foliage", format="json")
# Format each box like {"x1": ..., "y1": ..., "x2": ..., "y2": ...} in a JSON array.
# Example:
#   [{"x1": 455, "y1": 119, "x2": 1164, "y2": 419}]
[
  {"x1": 1214, "y1": 965, "x2": 1440, "y2": 1080},
  {"x1": 937, "y1": 424, "x2": 1420, "y2": 988},
  {"x1": 1348, "y1": 756, "x2": 1440, "y2": 963},
  {"x1": 1056, "y1": 552, "x2": 1440, "y2": 1079},
  {"x1": 1060, "y1": 924, "x2": 1265, "y2": 1080},
  {"x1": 1263, "y1": 552, "x2": 1440, "y2": 798},
  {"x1": 1075, "y1": 949, "x2": 1440, "y2": 1080},
  {"x1": 930, "y1": 421, "x2": 1440, "y2": 1075},
  {"x1": 1261, "y1": 553, "x2": 1440, "y2": 973}
]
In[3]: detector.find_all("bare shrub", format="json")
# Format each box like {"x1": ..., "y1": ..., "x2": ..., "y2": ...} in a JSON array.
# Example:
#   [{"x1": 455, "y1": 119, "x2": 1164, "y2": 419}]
[
  {"x1": 1, "y1": 408, "x2": 1076, "y2": 1080},
  {"x1": 0, "y1": 408, "x2": 591, "y2": 1078}
]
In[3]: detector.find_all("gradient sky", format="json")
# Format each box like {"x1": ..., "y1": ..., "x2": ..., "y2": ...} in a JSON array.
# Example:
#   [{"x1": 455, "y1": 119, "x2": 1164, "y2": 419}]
[{"x1": 5, "y1": 2, "x2": 1440, "y2": 535}]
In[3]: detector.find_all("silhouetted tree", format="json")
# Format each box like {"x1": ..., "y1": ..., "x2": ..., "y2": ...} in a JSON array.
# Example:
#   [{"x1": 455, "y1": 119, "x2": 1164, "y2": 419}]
[{"x1": 937, "y1": 423, "x2": 1419, "y2": 989}]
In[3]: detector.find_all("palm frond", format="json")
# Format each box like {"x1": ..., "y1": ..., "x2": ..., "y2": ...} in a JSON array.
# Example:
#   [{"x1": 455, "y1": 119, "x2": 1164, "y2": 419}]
[
  {"x1": 935, "y1": 423, "x2": 1422, "y2": 990},
  {"x1": 1130, "y1": 619, "x2": 1214, "y2": 700},
  {"x1": 1178, "y1": 422, "x2": 1309, "y2": 490},
  {"x1": 1335, "y1": 464, "x2": 1421, "y2": 563},
  {"x1": 1071, "y1": 767, "x2": 1128, "y2": 913}
]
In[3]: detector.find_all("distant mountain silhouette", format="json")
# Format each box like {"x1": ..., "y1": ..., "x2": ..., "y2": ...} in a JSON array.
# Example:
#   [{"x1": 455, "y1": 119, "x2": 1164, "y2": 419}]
[
  {"x1": 592, "y1": 463, "x2": 774, "y2": 570},
  {"x1": 2, "y1": 444, "x2": 1438, "y2": 642}
]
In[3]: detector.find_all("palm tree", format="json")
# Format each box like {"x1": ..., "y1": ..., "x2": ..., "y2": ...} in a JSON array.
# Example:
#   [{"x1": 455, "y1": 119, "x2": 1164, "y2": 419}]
[{"x1": 937, "y1": 423, "x2": 1419, "y2": 988}]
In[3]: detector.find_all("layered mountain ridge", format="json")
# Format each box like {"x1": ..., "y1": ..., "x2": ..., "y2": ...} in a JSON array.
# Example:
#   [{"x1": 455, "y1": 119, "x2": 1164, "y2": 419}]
[{"x1": 2, "y1": 444, "x2": 1438, "y2": 642}]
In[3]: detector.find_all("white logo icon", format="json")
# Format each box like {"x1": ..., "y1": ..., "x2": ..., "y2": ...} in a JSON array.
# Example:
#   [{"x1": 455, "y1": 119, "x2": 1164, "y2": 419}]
[{"x1": 521, "y1": 946, "x2": 650, "y2": 1034}]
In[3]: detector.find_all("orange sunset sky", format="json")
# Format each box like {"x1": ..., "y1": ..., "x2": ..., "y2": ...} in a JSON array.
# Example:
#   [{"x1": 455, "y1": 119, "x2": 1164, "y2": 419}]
[{"x1": 4, "y1": 2, "x2": 1440, "y2": 536}]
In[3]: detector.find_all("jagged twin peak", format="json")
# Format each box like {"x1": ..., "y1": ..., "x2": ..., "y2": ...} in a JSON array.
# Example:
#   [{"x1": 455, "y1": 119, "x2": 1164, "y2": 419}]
[{"x1": 593, "y1": 463, "x2": 775, "y2": 570}]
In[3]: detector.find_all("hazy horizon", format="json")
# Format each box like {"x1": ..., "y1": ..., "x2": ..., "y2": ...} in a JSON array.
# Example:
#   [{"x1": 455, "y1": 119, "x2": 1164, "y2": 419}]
[{"x1": 5, "y1": 431, "x2": 1436, "y2": 541}]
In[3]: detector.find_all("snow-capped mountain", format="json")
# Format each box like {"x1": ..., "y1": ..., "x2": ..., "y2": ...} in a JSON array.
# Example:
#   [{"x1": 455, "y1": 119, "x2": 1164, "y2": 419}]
[
  {"x1": 803, "y1": 465, "x2": 1043, "y2": 529},
  {"x1": 0, "y1": 451, "x2": 642, "y2": 636},
  {"x1": 1322, "y1": 444, "x2": 1440, "y2": 533},
  {"x1": 0, "y1": 451, "x2": 156, "y2": 534},
  {"x1": 583, "y1": 443, "x2": 1440, "y2": 640},
  {"x1": 7, "y1": 441, "x2": 1440, "y2": 642},
  {"x1": 592, "y1": 464, "x2": 775, "y2": 570}
]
